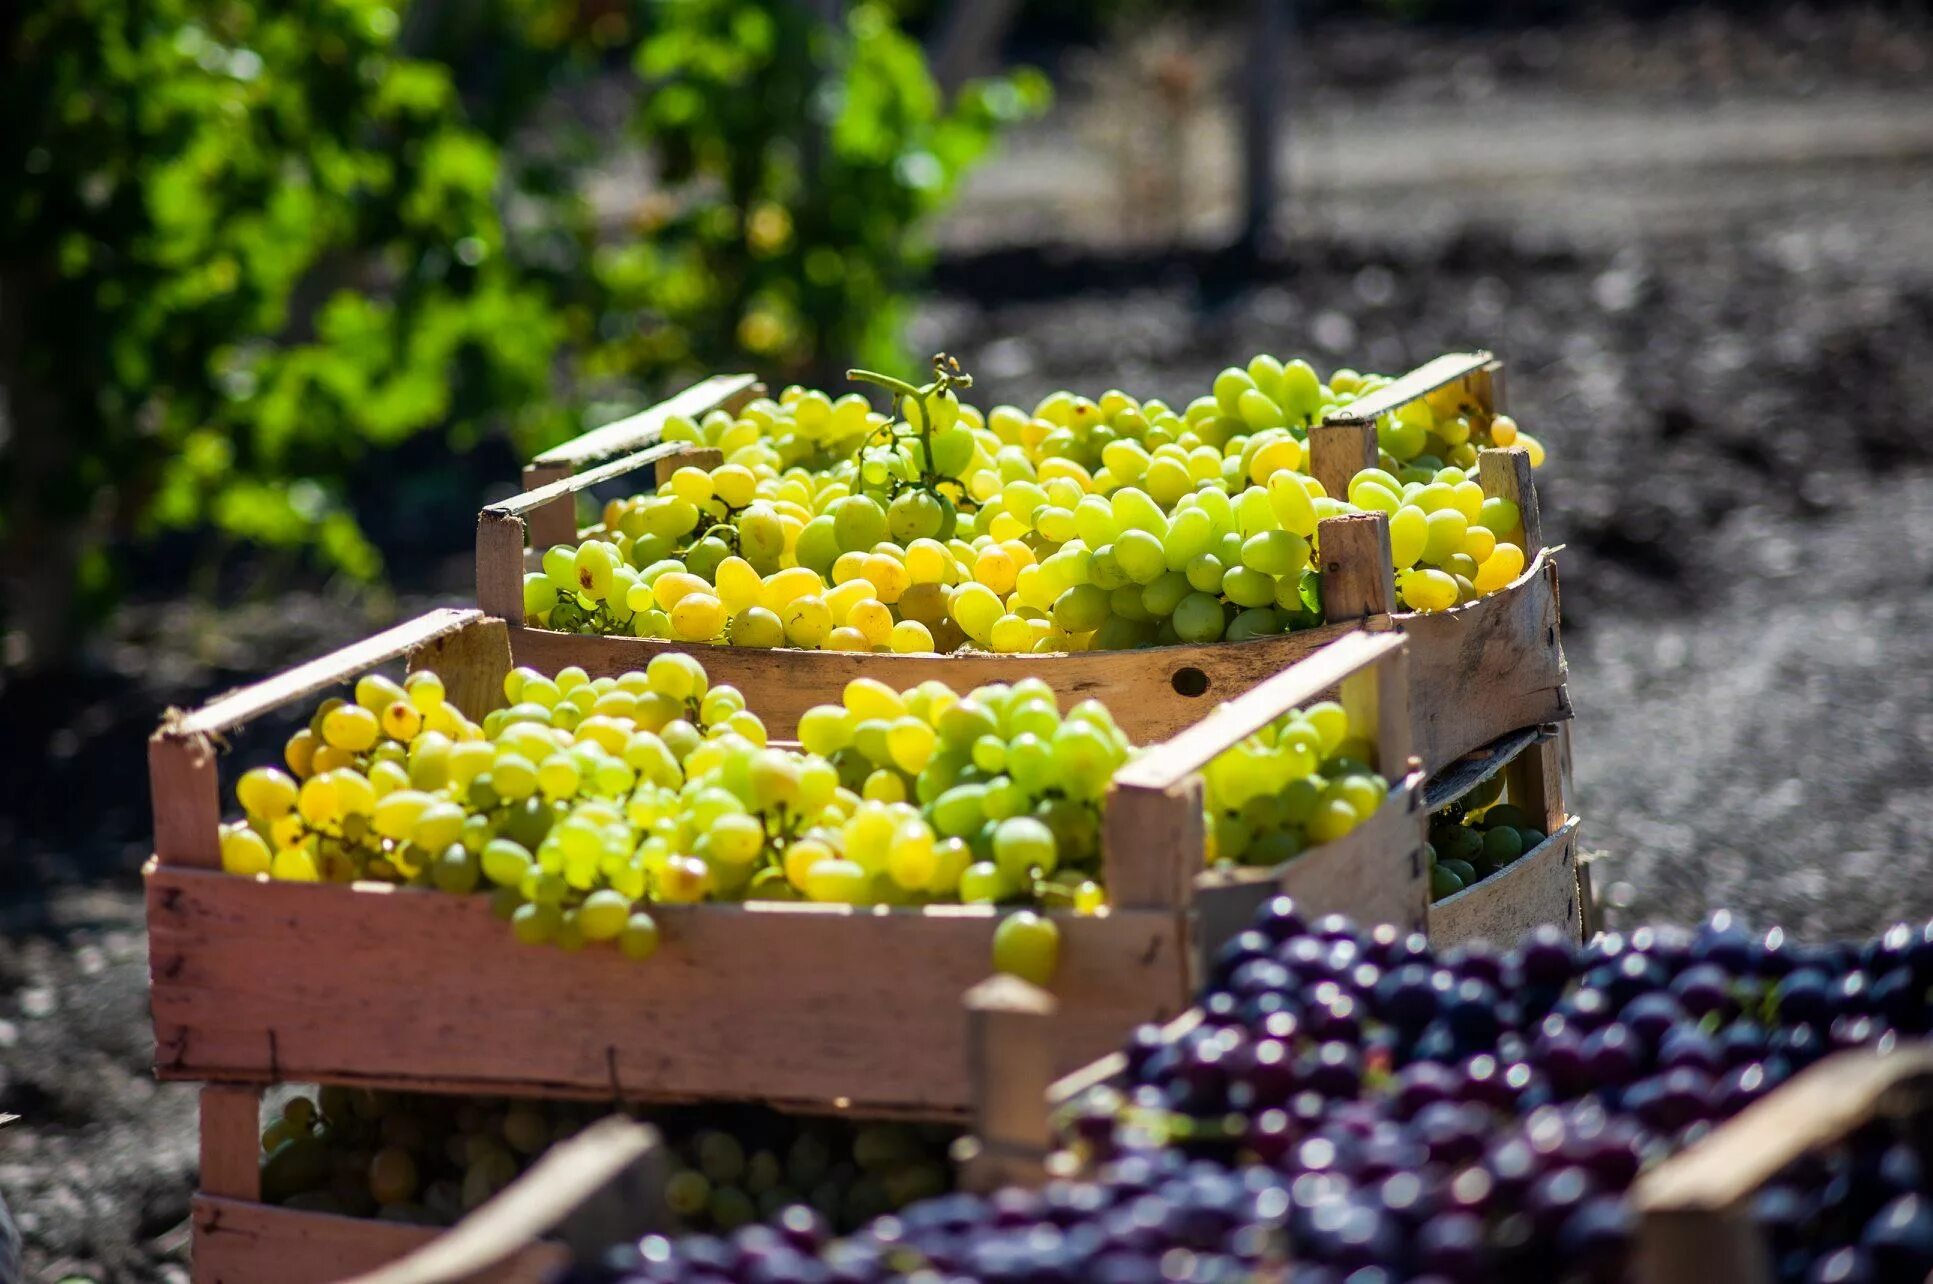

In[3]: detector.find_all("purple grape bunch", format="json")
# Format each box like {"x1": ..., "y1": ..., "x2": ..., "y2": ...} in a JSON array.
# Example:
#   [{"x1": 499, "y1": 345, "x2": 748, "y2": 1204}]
[{"x1": 568, "y1": 903, "x2": 1933, "y2": 1283}]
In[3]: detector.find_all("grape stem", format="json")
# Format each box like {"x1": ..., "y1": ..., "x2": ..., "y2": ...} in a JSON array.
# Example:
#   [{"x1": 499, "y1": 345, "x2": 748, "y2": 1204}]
[{"x1": 847, "y1": 353, "x2": 975, "y2": 503}]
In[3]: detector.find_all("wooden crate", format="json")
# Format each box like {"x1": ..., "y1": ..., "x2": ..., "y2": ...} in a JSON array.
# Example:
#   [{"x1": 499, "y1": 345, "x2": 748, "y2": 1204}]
[
  {"x1": 189, "y1": 1105, "x2": 663, "y2": 1284},
  {"x1": 1425, "y1": 724, "x2": 1591, "y2": 946},
  {"x1": 147, "y1": 616, "x2": 1423, "y2": 1124},
  {"x1": 483, "y1": 352, "x2": 1568, "y2": 776},
  {"x1": 1632, "y1": 1043, "x2": 1933, "y2": 1284}
]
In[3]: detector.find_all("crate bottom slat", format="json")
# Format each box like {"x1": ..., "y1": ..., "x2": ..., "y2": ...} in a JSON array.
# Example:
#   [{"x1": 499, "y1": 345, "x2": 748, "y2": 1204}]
[{"x1": 191, "y1": 1195, "x2": 563, "y2": 1284}]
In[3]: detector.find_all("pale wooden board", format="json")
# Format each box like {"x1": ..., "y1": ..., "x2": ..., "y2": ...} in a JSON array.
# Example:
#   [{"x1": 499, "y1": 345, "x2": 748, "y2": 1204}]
[
  {"x1": 505, "y1": 621, "x2": 1361, "y2": 745},
  {"x1": 1322, "y1": 352, "x2": 1498, "y2": 427},
  {"x1": 530, "y1": 375, "x2": 759, "y2": 470},
  {"x1": 1395, "y1": 550, "x2": 1570, "y2": 775},
  {"x1": 1631, "y1": 1045, "x2": 1933, "y2": 1284},
  {"x1": 1429, "y1": 817, "x2": 1583, "y2": 947},
  {"x1": 1192, "y1": 771, "x2": 1430, "y2": 972},
  {"x1": 192, "y1": 1197, "x2": 562, "y2": 1284},
  {"x1": 148, "y1": 867, "x2": 1189, "y2": 1119},
  {"x1": 199, "y1": 1086, "x2": 262, "y2": 1202}
]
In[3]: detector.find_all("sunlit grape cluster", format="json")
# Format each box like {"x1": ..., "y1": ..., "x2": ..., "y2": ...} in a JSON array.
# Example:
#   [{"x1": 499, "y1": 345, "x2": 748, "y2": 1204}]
[
  {"x1": 519, "y1": 353, "x2": 1550, "y2": 653},
  {"x1": 1202, "y1": 697, "x2": 1388, "y2": 869},
  {"x1": 216, "y1": 653, "x2": 1143, "y2": 976}
]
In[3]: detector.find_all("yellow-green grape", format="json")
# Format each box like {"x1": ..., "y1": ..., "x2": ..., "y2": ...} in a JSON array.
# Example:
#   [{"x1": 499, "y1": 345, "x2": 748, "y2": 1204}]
[
  {"x1": 220, "y1": 825, "x2": 272, "y2": 877},
  {"x1": 237, "y1": 767, "x2": 299, "y2": 819},
  {"x1": 991, "y1": 911, "x2": 1061, "y2": 986},
  {"x1": 1400, "y1": 567, "x2": 1460, "y2": 612}
]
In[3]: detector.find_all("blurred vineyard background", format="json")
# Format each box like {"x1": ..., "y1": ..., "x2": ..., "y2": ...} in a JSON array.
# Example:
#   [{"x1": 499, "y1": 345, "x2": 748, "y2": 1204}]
[{"x1": 5, "y1": 3, "x2": 1933, "y2": 1278}]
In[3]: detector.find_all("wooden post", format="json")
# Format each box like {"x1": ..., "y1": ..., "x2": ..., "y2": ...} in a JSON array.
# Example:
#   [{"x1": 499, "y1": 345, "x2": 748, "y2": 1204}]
[
  {"x1": 1100, "y1": 778, "x2": 1204, "y2": 912},
  {"x1": 960, "y1": 975, "x2": 1057, "y2": 1194},
  {"x1": 407, "y1": 618, "x2": 514, "y2": 724},
  {"x1": 199, "y1": 1085, "x2": 263, "y2": 1201},
  {"x1": 476, "y1": 510, "x2": 529, "y2": 626},
  {"x1": 1308, "y1": 420, "x2": 1377, "y2": 503},
  {"x1": 1236, "y1": 0, "x2": 1287, "y2": 259},
  {"x1": 1317, "y1": 512, "x2": 1395, "y2": 622},
  {"x1": 1503, "y1": 732, "x2": 1567, "y2": 837},
  {"x1": 1478, "y1": 446, "x2": 1543, "y2": 558},
  {"x1": 150, "y1": 730, "x2": 222, "y2": 870},
  {"x1": 1340, "y1": 636, "x2": 1413, "y2": 779}
]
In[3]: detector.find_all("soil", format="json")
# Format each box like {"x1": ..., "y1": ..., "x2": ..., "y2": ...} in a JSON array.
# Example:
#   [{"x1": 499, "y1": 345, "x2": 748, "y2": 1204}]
[{"x1": 7, "y1": 7, "x2": 1933, "y2": 1281}]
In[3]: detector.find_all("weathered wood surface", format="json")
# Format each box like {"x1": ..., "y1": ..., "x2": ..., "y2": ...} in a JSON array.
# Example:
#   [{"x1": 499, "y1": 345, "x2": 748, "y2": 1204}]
[
  {"x1": 1424, "y1": 725, "x2": 1553, "y2": 812},
  {"x1": 530, "y1": 375, "x2": 760, "y2": 471},
  {"x1": 1192, "y1": 770, "x2": 1430, "y2": 972},
  {"x1": 148, "y1": 865, "x2": 1189, "y2": 1119},
  {"x1": 1323, "y1": 352, "x2": 1499, "y2": 428},
  {"x1": 1396, "y1": 549, "x2": 1569, "y2": 774},
  {"x1": 960, "y1": 976, "x2": 1058, "y2": 1194},
  {"x1": 1429, "y1": 817, "x2": 1583, "y2": 946},
  {"x1": 191, "y1": 1197, "x2": 564, "y2": 1284},
  {"x1": 198, "y1": 1086, "x2": 263, "y2": 1203},
  {"x1": 1631, "y1": 1044, "x2": 1933, "y2": 1284},
  {"x1": 503, "y1": 619, "x2": 1363, "y2": 745}
]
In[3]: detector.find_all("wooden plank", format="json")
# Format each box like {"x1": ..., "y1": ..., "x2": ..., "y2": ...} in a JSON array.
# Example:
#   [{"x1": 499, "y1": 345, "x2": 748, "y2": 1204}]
[
  {"x1": 192, "y1": 1197, "x2": 562, "y2": 1284},
  {"x1": 1113, "y1": 632, "x2": 1406, "y2": 791},
  {"x1": 1192, "y1": 770, "x2": 1429, "y2": 972},
  {"x1": 341, "y1": 1119, "x2": 668, "y2": 1284},
  {"x1": 487, "y1": 443, "x2": 699, "y2": 522},
  {"x1": 961, "y1": 976, "x2": 1057, "y2": 1194},
  {"x1": 1398, "y1": 549, "x2": 1570, "y2": 775},
  {"x1": 1429, "y1": 818, "x2": 1582, "y2": 946},
  {"x1": 520, "y1": 463, "x2": 576, "y2": 551},
  {"x1": 476, "y1": 511, "x2": 528, "y2": 624},
  {"x1": 199, "y1": 1086, "x2": 262, "y2": 1202},
  {"x1": 151, "y1": 730, "x2": 222, "y2": 870},
  {"x1": 172, "y1": 610, "x2": 485, "y2": 737},
  {"x1": 505, "y1": 619, "x2": 1360, "y2": 744},
  {"x1": 530, "y1": 375, "x2": 758, "y2": 470},
  {"x1": 1317, "y1": 513, "x2": 1396, "y2": 622},
  {"x1": 1101, "y1": 778, "x2": 1202, "y2": 913},
  {"x1": 1504, "y1": 732, "x2": 1568, "y2": 836},
  {"x1": 1478, "y1": 446, "x2": 1543, "y2": 558},
  {"x1": 407, "y1": 618, "x2": 513, "y2": 725},
  {"x1": 147, "y1": 867, "x2": 1189, "y2": 1118},
  {"x1": 1308, "y1": 420, "x2": 1377, "y2": 504},
  {"x1": 1424, "y1": 725, "x2": 1552, "y2": 812},
  {"x1": 1324, "y1": 352, "x2": 1498, "y2": 427},
  {"x1": 1632, "y1": 1046, "x2": 1933, "y2": 1284}
]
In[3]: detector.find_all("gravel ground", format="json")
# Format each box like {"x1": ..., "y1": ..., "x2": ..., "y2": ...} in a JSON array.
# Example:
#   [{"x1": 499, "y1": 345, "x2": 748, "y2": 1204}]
[{"x1": 8, "y1": 8, "x2": 1933, "y2": 1281}]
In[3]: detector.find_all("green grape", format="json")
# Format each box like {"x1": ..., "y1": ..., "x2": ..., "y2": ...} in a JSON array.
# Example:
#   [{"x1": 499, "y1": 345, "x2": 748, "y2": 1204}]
[{"x1": 991, "y1": 910, "x2": 1060, "y2": 986}]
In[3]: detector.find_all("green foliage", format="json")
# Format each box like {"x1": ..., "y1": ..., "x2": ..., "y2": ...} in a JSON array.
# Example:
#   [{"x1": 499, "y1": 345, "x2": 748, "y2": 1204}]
[
  {"x1": 606, "y1": 0, "x2": 1048, "y2": 382},
  {"x1": 0, "y1": 0, "x2": 1040, "y2": 661}
]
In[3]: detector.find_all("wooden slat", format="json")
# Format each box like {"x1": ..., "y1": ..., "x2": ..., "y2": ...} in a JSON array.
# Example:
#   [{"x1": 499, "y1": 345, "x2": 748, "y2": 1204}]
[
  {"x1": 961, "y1": 976, "x2": 1057, "y2": 1194},
  {"x1": 1192, "y1": 770, "x2": 1430, "y2": 973},
  {"x1": 519, "y1": 463, "x2": 576, "y2": 551},
  {"x1": 1101, "y1": 778, "x2": 1203, "y2": 912},
  {"x1": 506, "y1": 620, "x2": 1359, "y2": 745},
  {"x1": 192, "y1": 1197, "x2": 562, "y2": 1284},
  {"x1": 1399, "y1": 549, "x2": 1570, "y2": 774},
  {"x1": 1429, "y1": 818, "x2": 1583, "y2": 946},
  {"x1": 530, "y1": 375, "x2": 758, "y2": 470},
  {"x1": 171, "y1": 610, "x2": 484, "y2": 737},
  {"x1": 1343, "y1": 638, "x2": 1414, "y2": 779},
  {"x1": 1308, "y1": 420, "x2": 1378, "y2": 504},
  {"x1": 147, "y1": 867, "x2": 1190, "y2": 1118},
  {"x1": 487, "y1": 443, "x2": 698, "y2": 521},
  {"x1": 1317, "y1": 513, "x2": 1396, "y2": 622},
  {"x1": 199, "y1": 1086, "x2": 262, "y2": 1202},
  {"x1": 1323, "y1": 352, "x2": 1498, "y2": 427},
  {"x1": 1114, "y1": 632, "x2": 1406, "y2": 791},
  {"x1": 407, "y1": 618, "x2": 514, "y2": 725},
  {"x1": 1478, "y1": 445, "x2": 1543, "y2": 558},
  {"x1": 1424, "y1": 725, "x2": 1553, "y2": 812},
  {"x1": 1504, "y1": 731, "x2": 1568, "y2": 836},
  {"x1": 151, "y1": 730, "x2": 223, "y2": 870},
  {"x1": 341, "y1": 1119, "x2": 668, "y2": 1284},
  {"x1": 476, "y1": 511, "x2": 528, "y2": 624},
  {"x1": 1632, "y1": 1045, "x2": 1933, "y2": 1284}
]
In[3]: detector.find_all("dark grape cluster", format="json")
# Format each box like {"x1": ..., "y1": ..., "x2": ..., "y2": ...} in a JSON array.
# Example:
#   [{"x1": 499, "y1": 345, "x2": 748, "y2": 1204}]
[{"x1": 565, "y1": 903, "x2": 1933, "y2": 1284}]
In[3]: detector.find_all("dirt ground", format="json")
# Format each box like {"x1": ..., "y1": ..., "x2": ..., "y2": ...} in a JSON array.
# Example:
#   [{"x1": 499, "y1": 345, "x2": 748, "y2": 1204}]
[{"x1": 6, "y1": 7, "x2": 1933, "y2": 1281}]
